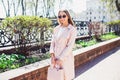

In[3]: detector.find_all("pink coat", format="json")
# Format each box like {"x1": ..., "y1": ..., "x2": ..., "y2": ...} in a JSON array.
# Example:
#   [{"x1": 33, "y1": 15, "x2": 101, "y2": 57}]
[{"x1": 49, "y1": 24, "x2": 76, "y2": 80}]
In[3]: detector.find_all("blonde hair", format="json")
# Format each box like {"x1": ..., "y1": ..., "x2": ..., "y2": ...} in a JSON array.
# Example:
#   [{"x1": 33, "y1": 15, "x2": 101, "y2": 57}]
[{"x1": 58, "y1": 10, "x2": 75, "y2": 26}]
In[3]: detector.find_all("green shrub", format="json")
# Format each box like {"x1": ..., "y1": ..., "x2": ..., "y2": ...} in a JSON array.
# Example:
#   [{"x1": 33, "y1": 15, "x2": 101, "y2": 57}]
[
  {"x1": 76, "y1": 39, "x2": 97, "y2": 47},
  {"x1": 76, "y1": 32, "x2": 119, "y2": 48},
  {"x1": 0, "y1": 53, "x2": 50, "y2": 73},
  {"x1": 100, "y1": 32, "x2": 119, "y2": 40},
  {"x1": 0, "y1": 16, "x2": 52, "y2": 55},
  {"x1": 107, "y1": 20, "x2": 120, "y2": 26}
]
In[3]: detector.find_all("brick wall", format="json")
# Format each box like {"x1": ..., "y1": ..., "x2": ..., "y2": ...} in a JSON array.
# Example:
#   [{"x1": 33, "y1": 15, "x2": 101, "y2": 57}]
[{"x1": 74, "y1": 37, "x2": 120, "y2": 68}]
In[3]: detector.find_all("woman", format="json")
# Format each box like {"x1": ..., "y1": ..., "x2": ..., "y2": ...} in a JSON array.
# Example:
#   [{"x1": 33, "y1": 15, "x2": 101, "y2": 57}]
[{"x1": 49, "y1": 9, "x2": 76, "y2": 80}]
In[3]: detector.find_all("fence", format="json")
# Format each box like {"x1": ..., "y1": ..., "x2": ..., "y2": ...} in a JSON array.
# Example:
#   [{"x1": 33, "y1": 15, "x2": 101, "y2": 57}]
[{"x1": 0, "y1": 19, "x2": 115, "y2": 48}]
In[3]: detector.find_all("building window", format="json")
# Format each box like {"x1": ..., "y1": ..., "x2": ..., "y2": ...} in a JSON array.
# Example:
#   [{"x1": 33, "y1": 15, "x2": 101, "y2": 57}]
[
  {"x1": 99, "y1": 11, "x2": 101, "y2": 14},
  {"x1": 90, "y1": 12, "x2": 92, "y2": 14},
  {"x1": 99, "y1": 16, "x2": 101, "y2": 19},
  {"x1": 99, "y1": 6, "x2": 101, "y2": 9},
  {"x1": 103, "y1": 16, "x2": 105, "y2": 19}
]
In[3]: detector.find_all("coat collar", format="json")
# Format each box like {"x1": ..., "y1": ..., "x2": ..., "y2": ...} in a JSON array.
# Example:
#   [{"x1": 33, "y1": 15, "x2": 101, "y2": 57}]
[{"x1": 59, "y1": 24, "x2": 72, "y2": 30}]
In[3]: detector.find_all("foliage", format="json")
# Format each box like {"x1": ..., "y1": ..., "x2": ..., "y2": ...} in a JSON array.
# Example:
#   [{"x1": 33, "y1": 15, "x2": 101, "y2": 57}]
[
  {"x1": 76, "y1": 32, "x2": 119, "y2": 48},
  {"x1": 107, "y1": 20, "x2": 120, "y2": 26},
  {"x1": 101, "y1": 0, "x2": 120, "y2": 12},
  {"x1": 100, "y1": 32, "x2": 119, "y2": 40},
  {"x1": 76, "y1": 39, "x2": 97, "y2": 47},
  {"x1": 107, "y1": 20, "x2": 120, "y2": 35},
  {"x1": 1, "y1": 15, "x2": 52, "y2": 30},
  {"x1": 0, "y1": 16, "x2": 52, "y2": 55},
  {"x1": 0, "y1": 53, "x2": 50, "y2": 73},
  {"x1": 0, "y1": 53, "x2": 25, "y2": 70}
]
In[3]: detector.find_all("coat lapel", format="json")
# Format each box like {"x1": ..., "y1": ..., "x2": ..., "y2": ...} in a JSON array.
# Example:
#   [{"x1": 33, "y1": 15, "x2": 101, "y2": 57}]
[{"x1": 56, "y1": 24, "x2": 71, "y2": 41}]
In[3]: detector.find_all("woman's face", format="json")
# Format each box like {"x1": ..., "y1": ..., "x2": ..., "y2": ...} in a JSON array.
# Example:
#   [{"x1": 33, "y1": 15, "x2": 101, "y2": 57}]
[{"x1": 58, "y1": 11, "x2": 68, "y2": 25}]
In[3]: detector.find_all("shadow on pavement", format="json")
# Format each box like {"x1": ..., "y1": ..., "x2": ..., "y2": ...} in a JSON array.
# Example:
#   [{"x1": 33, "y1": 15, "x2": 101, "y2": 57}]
[{"x1": 75, "y1": 46, "x2": 120, "y2": 78}]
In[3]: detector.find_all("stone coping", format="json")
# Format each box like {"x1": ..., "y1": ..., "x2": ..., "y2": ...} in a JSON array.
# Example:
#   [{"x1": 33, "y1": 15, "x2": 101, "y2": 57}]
[{"x1": 0, "y1": 59, "x2": 50, "y2": 80}]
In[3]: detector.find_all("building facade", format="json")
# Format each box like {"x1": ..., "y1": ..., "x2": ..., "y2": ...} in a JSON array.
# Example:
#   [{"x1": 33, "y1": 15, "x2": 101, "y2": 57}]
[{"x1": 75, "y1": 0, "x2": 119, "y2": 22}]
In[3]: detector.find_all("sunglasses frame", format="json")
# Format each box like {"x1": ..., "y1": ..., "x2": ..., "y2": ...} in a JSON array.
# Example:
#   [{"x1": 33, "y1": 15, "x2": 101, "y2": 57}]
[{"x1": 58, "y1": 15, "x2": 66, "y2": 19}]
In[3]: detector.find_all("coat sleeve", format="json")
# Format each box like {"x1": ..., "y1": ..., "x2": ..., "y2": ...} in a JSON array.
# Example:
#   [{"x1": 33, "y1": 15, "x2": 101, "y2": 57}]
[
  {"x1": 58, "y1": 27, "x2": 77, "y2": 61},
  {"x1": 49, "y1": 28, "x2": 55, "y2": 54}
]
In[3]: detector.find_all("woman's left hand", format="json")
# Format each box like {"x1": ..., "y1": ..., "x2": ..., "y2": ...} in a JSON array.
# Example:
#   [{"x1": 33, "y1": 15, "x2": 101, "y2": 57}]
[{"x1": 55, "y1": 58, "x2": 63, "y2": 68}]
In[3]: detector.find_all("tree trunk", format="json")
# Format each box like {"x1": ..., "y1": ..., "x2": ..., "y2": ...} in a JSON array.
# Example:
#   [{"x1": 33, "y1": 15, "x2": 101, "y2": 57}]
[
  {"x1": 115, "y1": 0, "x2": 120, "y2": 12},
  {"x1": 42, "y1": 0, "x2": 46, "y2": 17},
  {"x1": 7, "y1": 0, "x2": 10, "y2": 17},
  {"x1": 1, "y1": 0, "x2": 11, "y2": 17},
  {"x1": 13, "y1": 0, "x2": 20, "y2": 16},
  {"x1": 21, "y1": 0, "x2": 26, "y2": 15},
  {"x1": 35, "y1": 0, "x2": 38, "y2": 16},
  {"x1": 1, "y1": 0, "x2": 7, "y2": 17}
]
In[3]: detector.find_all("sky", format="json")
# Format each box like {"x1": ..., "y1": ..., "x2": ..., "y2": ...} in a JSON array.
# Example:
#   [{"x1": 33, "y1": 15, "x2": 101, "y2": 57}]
[{"x1": 0, "y1": 0, "x2": 87, "y2": 18}]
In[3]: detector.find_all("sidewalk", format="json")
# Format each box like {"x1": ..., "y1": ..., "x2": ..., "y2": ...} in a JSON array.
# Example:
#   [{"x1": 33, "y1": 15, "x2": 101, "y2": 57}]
[{"x1": 75, "y1": 46, "x2": 120, "y2": 80}]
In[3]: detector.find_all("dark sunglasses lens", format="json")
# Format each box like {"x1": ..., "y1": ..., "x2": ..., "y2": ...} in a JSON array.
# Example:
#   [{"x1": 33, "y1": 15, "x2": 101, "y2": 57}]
[
  {"x1": 63, "y1": 15, "x2": 66, "y2": 18},
  {"x1": 58, "y1": 15, "x2": 66, "y2": 19},
  {"x1": 58, "y1": 16, "x2": 62, "y2": 18}
]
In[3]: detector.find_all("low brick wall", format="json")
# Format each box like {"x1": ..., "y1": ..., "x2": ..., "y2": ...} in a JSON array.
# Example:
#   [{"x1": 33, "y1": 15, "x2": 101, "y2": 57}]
[
  {"x1": 0, "y1": 37, "x2": 120, "y2": 80},
  {"x1": 74, "y1": 37, "x2": 120, "y2": 68}
]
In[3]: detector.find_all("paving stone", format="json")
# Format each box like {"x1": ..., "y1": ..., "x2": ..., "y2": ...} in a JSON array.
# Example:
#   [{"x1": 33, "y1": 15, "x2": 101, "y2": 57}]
[{"x1": 75, "y1": 46, "x2": 120, "y2": 80}]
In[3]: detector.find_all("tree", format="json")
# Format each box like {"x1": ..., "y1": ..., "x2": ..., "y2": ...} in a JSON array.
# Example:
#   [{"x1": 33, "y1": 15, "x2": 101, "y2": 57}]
[
  {"x1": 115, "y1": 0, "x2": 120, "y2": 12},
  {"x1": 1, "y1": 0, "x2": 12, "y2": 17},
  {"x1": 21, "y1": 0, "x2": 26, "y2": 15},
  {"x1": 12, "y1": 0, "x2": 21, "y2": 16},
  {"x1": 59, "y1": 0, "x2": 64, "y2": 9},
  {"x1": 34, "y1": 0, "x2": 39, "y2": 16},
  {"x1": 101, "y1": 0, "x2": 120, "y2": 13},
  {"x1": 26, "y1": 0, "x2": 39, "y2": 16},
  {"x1": 42, "y1": 0, "x2": 56, "y2": 17}
]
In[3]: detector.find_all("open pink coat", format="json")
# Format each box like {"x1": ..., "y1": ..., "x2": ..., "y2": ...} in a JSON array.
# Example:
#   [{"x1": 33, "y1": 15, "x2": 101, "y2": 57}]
[{"x1": 49, "y1": 24, "x2": 76, "y2": 80}]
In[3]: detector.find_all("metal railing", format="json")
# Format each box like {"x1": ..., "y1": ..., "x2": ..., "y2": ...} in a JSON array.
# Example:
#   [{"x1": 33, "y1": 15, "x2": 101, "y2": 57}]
[{"x1": 0, "y1": 19, "x2": 115, "y2": 48}]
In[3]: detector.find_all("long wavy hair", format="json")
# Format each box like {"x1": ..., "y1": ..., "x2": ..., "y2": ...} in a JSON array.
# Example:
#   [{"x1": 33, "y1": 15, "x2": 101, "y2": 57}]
[{"x1": 58, "y1": 10, "x2": 75, "y2": 26}]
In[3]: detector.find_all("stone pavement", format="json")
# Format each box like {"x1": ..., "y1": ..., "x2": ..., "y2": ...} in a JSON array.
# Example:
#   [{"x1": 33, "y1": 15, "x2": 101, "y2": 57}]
[{"x1": 74, "y1": 46, "x2": 120, "y2": 80}]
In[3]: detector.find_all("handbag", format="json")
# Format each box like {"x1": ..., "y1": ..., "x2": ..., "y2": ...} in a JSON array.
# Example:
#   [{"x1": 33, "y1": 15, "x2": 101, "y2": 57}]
[{"x1": 47, "y1": 65, "x2": 64, "y2": 80}]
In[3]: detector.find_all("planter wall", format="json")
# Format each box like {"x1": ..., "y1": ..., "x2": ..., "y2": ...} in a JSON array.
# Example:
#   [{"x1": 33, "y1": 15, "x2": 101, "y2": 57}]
[
  {"x1": 74, "y1": 37, "x2": 120, "y2": 67},
  {"x1": 0, "y1": 37, "x2": 120, "y2": 80}
]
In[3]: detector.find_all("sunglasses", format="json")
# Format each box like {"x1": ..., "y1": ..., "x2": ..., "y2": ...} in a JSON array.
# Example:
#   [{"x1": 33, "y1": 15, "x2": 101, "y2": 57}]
[{"x1": 58, "y1": 15, "x2": 66, "y2": 19}]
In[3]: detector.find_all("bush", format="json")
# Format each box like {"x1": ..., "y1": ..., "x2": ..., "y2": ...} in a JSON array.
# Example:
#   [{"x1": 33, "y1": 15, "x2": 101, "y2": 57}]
[
  {"x1": 76, "y1": 39, "x2": 97, "y2": 47},
  {"x1": 100, "y1": 32, "x2": 119, "y2": 40},
  {"x1": 0, "y1": 16, "x2": 52, "y2": 55},
  {"x1": 107, "y1": 20, "x2": 120, "y2": 26},
  {"x1": 0, "y1": 53, "x2": 50, "y2": 73},
  {"x1": 107, "y1": 20, "x2": 120, "y2": 35}
]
